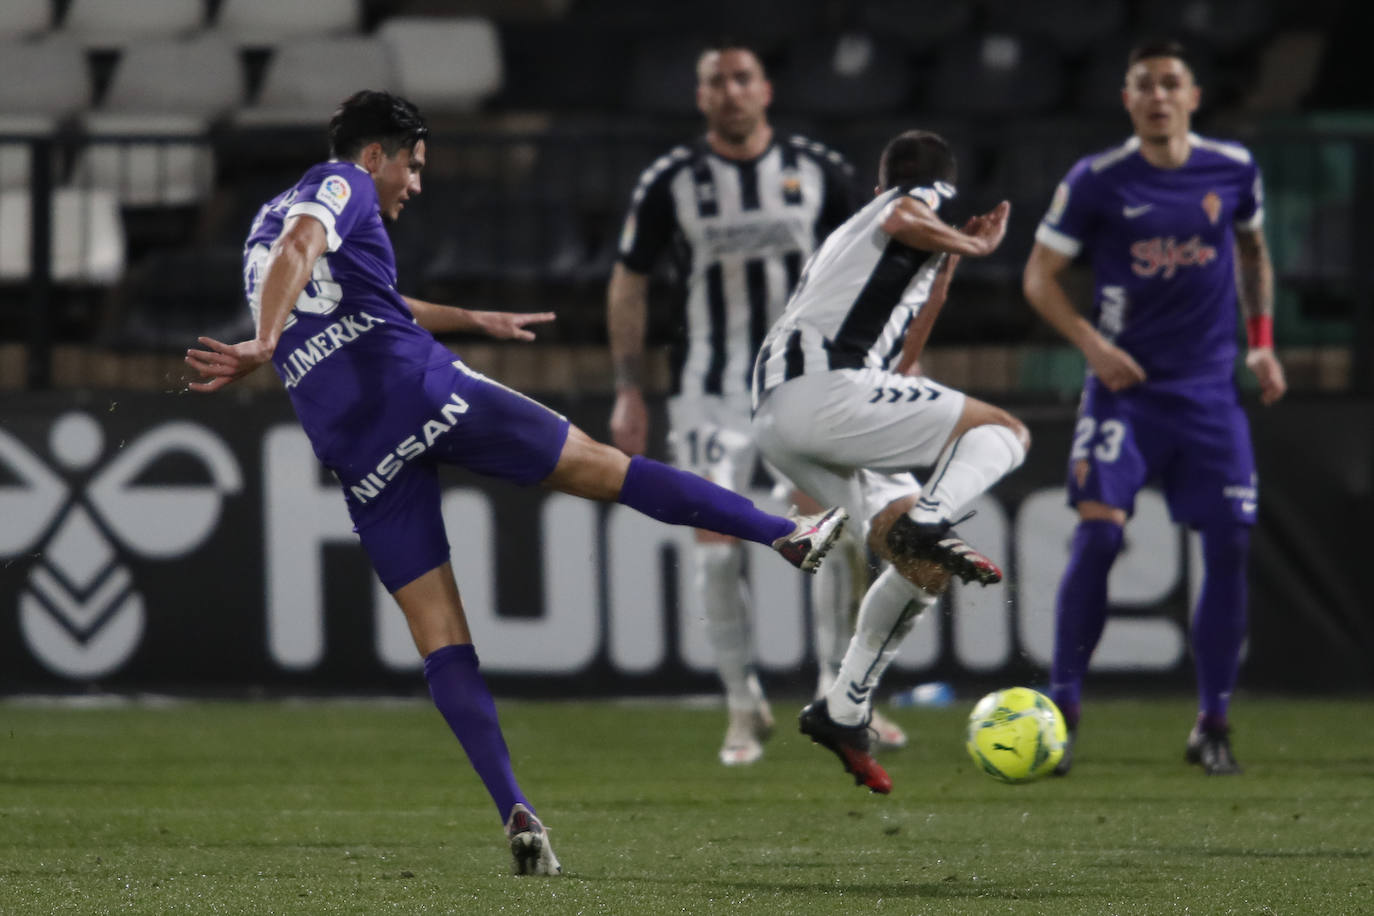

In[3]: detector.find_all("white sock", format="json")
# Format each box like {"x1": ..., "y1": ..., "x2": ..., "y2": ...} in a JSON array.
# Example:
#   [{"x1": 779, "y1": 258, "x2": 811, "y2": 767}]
[
  {"x1": 911, "y1": 424, "x2": 1026, "y2": 525},
  {"x1": 811, "y1": 529, "x2": 866, "y2": 698},
  {"x1": 826, "y1": 566, "x2": 937, "y2": 725},
  {"x1": 696, "y1": 542, "x2": 759, "y2": 711}
]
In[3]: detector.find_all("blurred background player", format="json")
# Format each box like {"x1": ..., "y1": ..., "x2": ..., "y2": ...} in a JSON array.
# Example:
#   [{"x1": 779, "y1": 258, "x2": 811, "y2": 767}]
[
  {"x1": 753, "y1": 130, "x2": 1027, "y2": 793},
  {"x1": 185, "y1": 90, "x2": 848, "y2": 874},
  {"x1": 607, "y1": 39, "x2": 905, "y2": 766},
  {"x1": 1022, "y1": 40, "x2": 1287, "y2": 776}
]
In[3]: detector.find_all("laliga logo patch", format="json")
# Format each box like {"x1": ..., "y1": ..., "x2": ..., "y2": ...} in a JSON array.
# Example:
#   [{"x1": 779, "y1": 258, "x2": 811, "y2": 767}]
[
  {"x1": 316, "y1": 175, "x2": 351, "y2": 215},
  {"x1": 1046, "y1": 182, "x2": 1069, "y2": 225},
  {"x1": 0, "y1": 412, "x2": 241, "y2": 678}
]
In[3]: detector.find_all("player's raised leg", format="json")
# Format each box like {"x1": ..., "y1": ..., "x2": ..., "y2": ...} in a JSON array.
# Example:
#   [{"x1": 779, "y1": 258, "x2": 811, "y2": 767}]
[
  {"x1": 543, "y1": 425, "x2": 847, "y2": 570},
  {"x1": 898, "y1": 399, "x2": 1029, "y2": 584}
]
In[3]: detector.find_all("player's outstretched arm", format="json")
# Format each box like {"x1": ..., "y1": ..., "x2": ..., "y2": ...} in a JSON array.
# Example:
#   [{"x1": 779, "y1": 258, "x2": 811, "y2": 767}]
[
  {"x1": 185, "y1": 215, "x2": 326, "y2": 392},
  {"x1": 1235, "y1": 229, "x2": 1286, "y2": 406},
  {"x1": 881, "y1": 199, "x2": 1009, "y2": 257},
  {"x1": 404, "y1": 297, "x2": 555, "y2": 341},
  {"x1": 1023, "y1": 241, "x2": 1146, "y2": 391},
  {"x1": 606, "y1": 263, "x2": 651, "y2": 455}
]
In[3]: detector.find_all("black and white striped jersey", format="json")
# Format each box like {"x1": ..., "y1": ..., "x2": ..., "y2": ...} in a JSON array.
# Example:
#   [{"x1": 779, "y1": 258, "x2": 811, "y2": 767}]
[
  {"x1": 751, "y1": 182, "x2": 956, "y2": 409},
  {"x1": 617, "y1": 134, "x2": 858, "y2": 398}
]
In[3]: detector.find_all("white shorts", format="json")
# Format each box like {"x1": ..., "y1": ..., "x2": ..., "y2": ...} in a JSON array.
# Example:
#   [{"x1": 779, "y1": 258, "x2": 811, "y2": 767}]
[
  {"x1": 752, "y1": 367, "x2": 966, "y2": 532},
  {"x1": 667, "y1": 392, "x2": 787, "y2": 494}
]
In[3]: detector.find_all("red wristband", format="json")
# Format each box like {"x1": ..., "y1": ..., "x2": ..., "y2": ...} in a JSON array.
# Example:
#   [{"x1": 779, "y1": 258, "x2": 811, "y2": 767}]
[{"x1": 1246, "y1": 315, "x2": 1273, "y2": 349}]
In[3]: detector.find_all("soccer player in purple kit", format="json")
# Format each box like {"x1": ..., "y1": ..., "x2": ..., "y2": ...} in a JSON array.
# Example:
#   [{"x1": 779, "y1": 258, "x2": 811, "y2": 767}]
[
  {"x1": 185, "y1": 90, "x2": 847, "y2": 875},
  {"x1": 1022, "y1": 40, "x2": 1287, "y2": 775}
]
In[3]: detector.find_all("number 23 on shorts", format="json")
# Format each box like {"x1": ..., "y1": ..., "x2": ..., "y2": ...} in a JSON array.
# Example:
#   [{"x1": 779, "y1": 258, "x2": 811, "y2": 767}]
[{"x1": 1071, "y1": 417, "x2": 1127, "y2": 463}]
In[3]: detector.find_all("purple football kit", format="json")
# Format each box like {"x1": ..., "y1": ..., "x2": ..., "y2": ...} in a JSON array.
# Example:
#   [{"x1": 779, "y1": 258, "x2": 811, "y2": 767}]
[
  {"x1": 243, "y1": 161, "x2": 570, "y2": 590},
  {"x1": 1034, "y1": 133, "x2": 1264, "y2": 527}
]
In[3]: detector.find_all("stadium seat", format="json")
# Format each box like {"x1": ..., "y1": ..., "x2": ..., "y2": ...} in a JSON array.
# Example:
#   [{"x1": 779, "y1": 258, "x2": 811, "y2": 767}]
[
  {"x1": 71, "y1": 36, "x2": 240, "y2": 206},
  {"x1": 59, "y1": 0, "x2": 205, "y2": 46},
  {"x1": 856, "y1": 0, "x2": 972, "y2": 53},
  {"x1": 495, "y1": 24, "x2": 630, "y2": 112},
  {"x1": 106, "y1": 245, "x2": 250, "y2": 349},
  {"x1": 978, "y1": 0, "x2": 1126, "y2": 56},
  {"x1": 773, "y1": 32, "x2": 913, "y2": 118},
  {"x1": 0, "y1": 187, "x2": 126, "y2": 284},
  {"x1": 0, "y1": 0, "x2": 52, "y2": 40},
  {"x1": 986, "y1": 117, "x2": 1123, "y2": 210},
  {"x1": 96, "y1": 35, "x2": 241, "y2": 118},
  {"x1": 927, "y1": 34, "x2": 1065, "y2": 115},
  {"x1": 236, "y1": 37, "x2": 396, "y2": 126},
  {"x1": 377, "y1": 17, "x2": 502, "y2": 113},
  {"x1": 625, "y1": 35, "x2": 709, "y2": 116},
  {"x1": 0, "y1": 38, "x2": 89, "y2": 190},
  {"x1": 0, "y1": 37, "x2": 90, "y2": 124},
  {"x1": 1139, "y1": 0, "x2": 1274, "y2": 55},
  {"x1": 212, "y1": 0, "x2": 360, "y2": 46}
]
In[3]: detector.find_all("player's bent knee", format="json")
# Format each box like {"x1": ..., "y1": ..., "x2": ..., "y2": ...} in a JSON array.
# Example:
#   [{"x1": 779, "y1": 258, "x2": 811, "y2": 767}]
[
  {"x1": 1074, "y1": 517, "x2": 1126, "y2": 560},
  {"x1": 1076, "y1": 501, "x2": 1128, "y2": 525}
]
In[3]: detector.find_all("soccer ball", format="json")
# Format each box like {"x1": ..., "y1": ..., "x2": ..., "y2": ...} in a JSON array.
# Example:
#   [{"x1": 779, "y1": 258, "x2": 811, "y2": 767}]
[{"x1": 965, "y1": 687, "x2": 1068, "y2": 783}]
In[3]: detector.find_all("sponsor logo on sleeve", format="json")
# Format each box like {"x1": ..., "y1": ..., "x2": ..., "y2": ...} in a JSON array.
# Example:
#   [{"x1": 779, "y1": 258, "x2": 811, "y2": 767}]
[{"x1": 316, "y1": 175, "x2": 352, "y2": 215}]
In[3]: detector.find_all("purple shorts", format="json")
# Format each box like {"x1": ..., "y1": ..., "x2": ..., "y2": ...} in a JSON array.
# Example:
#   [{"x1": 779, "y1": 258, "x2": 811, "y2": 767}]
[
  {"x1": 322, "y1": 360, "x2": 570, "y2": 592},
  {"x1": 1066, "y1": 379, "x2": 1257, "y2": 527}
]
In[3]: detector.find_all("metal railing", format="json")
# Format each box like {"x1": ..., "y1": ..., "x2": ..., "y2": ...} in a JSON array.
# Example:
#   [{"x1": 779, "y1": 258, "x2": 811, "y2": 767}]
[{"x1": 4, "y1": 119, "x2": 1370, "y2": 393}]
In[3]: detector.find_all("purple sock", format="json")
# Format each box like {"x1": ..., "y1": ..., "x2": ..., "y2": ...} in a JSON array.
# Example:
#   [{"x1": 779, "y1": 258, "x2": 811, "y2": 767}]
[
  {"x1": 617, "y1": 455, "x2": 793, "y2": 545},
  {"x1": 423, "y1": 644, "x2": 529, "y2": 822},
  {"x1": 1050, "y1": 519, "x2": 1124, "y2": 727},
  {"x1": 1191, "y1": 524, "x2": 1250, "y2": 727}
]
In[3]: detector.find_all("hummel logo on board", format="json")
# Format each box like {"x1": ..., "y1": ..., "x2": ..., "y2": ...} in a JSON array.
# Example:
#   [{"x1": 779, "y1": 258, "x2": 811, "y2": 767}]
[{"x1": 1123, "y1": 203, "x2": 1153, "y2": 219}]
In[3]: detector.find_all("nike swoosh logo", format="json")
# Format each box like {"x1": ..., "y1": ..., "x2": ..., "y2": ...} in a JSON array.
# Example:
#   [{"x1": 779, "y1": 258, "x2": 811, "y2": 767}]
[
  {"x1": 1123, "y1": 204, "x2": 1153, "y2": 218},
  {"x1": 1240, "y1": 500, "x2": 1257, "y2": 513}
]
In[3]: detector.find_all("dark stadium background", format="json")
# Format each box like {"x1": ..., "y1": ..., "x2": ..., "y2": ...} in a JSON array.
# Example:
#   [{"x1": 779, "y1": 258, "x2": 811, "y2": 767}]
[{"x1": 1, "y1": 0, "x2": 1369, "y2": 697}]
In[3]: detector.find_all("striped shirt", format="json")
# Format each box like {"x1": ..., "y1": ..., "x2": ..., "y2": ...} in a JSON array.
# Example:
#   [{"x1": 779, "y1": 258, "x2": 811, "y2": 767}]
[
  {"x1": 618, "y1": 134, "x2": 857, "y2": 397},
  {"x1": 752, "y1": 183, "x2": 955, "y2": 409}
]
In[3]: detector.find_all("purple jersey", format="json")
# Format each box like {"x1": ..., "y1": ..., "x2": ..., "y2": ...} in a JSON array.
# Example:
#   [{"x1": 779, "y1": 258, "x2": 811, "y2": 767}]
[
  {"x1": 242, "y1": 161, "x2": 455, "y2": 450},
  {"x1": 1035, "y1": 133, "x2": 1263, "y2": 387}
]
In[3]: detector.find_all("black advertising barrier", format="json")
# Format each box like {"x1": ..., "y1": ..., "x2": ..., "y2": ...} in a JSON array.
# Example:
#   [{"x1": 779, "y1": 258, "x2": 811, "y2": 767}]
[{"x1": 1, "y1": 389, "x2": 1371, "y2": 695}]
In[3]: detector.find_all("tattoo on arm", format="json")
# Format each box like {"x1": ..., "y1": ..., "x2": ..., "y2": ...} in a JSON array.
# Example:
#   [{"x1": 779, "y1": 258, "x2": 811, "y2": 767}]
[
  {"x1": 607, "y1": 265, "x2": 649, "y2": 389},
  {"x1": 613, "y1": 354, "x2": 644, "y2": 389},
  {"x1": 1235, "y1": 230, "x2": 1274, "y2": 320}
]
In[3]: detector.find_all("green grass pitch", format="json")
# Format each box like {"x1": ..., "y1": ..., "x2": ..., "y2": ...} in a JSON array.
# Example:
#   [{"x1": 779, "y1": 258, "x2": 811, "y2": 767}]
[{"x1": 2, "y1": 696, "x2": 1371, "y2": 915}]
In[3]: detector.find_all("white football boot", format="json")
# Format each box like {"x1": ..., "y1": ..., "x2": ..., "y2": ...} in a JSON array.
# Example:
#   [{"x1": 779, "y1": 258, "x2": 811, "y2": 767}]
[
  {"x1": 718, "y1": 701, "x2": 775, "y2": 766},
  {"x1": 504, "y1": 803, "x2": 562, "y2": 876}
]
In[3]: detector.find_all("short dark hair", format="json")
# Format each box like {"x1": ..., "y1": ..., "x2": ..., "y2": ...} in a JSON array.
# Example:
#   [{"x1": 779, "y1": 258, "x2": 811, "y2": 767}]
[
  {"x1": 1127, "y1": 39, "x2": 1192, "y2": 72},
  {"x1": 878, "y1": 130, "x2": 956, "y2": 191},
  {"x1": 699, "y1": 37, "x2": 768, "y2": 77},
  {"x1": 328, "y1": 90, "x2": 429, "y2": 161}
]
